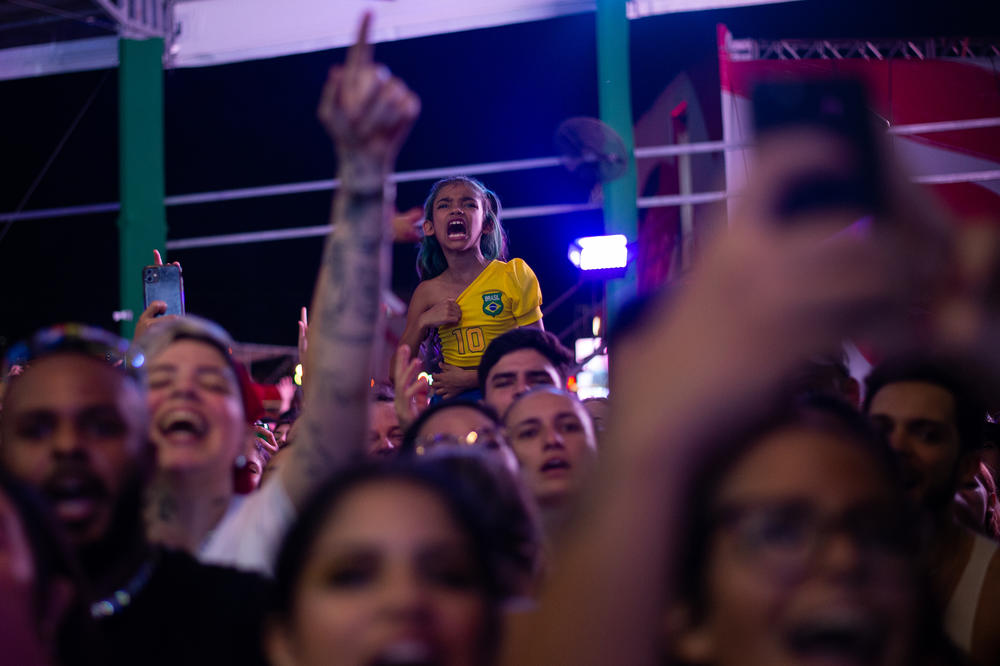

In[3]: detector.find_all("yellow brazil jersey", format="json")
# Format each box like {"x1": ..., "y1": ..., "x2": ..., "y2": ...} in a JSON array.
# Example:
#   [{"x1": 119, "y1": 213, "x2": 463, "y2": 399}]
[{"x1": 439, "y1": 258, "x2": 543, "y2": 368}]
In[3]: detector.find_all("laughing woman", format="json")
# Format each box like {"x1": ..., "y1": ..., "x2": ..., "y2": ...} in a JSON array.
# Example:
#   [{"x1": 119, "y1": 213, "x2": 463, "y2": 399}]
[{"x1": 134, "y1": 13, "x2": 422, "y2": 575}]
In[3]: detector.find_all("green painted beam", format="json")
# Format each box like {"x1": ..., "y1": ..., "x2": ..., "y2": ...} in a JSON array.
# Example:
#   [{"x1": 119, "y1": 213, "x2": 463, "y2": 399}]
[
  {"x1": 596, "y1": 0, "x2": 638, "y2": 331},
  {"x1": 117, "y1": 37, "x2": 166, "y2": 338}
]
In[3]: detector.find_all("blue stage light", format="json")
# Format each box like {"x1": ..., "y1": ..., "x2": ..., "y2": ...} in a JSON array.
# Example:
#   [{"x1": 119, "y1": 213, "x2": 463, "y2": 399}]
[{"x1": 567, "y1": 234, "x2": 629, "y2": 271}]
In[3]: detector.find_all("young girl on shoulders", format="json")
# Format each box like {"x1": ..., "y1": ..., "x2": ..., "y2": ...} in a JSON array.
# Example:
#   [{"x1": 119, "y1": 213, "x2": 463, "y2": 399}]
[{"x1": 395, "y1": 176, "x2": 543, "y2": 401}]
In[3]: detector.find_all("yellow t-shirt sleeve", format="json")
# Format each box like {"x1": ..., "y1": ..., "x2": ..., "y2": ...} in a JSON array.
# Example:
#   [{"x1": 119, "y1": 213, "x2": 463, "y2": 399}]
[{"x1": 507, "y1": 258, "x2": 543, "y2": 325}]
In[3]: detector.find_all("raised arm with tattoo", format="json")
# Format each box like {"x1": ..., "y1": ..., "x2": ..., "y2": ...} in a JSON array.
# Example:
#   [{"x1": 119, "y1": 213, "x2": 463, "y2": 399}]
[{"x1": 278, "y1": 14, "x2": 419, "y2": 509}]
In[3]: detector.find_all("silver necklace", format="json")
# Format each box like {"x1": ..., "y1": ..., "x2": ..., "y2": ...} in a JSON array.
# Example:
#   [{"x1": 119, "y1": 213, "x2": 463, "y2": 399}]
[{"x1": 89, "y1": 556, "x2": 157, "y2": 619}]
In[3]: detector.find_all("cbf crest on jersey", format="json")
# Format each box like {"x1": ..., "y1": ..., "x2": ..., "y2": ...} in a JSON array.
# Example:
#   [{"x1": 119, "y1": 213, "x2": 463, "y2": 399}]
[{"x1": 482, "y1": 291, "x2": 504, "y2": 317}]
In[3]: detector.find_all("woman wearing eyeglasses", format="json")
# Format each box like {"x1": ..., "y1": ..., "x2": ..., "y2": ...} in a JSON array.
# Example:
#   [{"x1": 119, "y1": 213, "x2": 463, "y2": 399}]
[
  {"x1": 399, "y1": 400, "x2": 541, "y2": 598},
  {"x1": 499, "y1": 121, "x2": 960, "y2": 666},
  {"x1": 665, "y1": 398, "x2": 947, "y2": 666},
  {"x1": 400, "y1": 399, "x2": 518, "y2": 475},
  {"x1": 503, "y1": 395, "x2": 956, "y2": 666}
]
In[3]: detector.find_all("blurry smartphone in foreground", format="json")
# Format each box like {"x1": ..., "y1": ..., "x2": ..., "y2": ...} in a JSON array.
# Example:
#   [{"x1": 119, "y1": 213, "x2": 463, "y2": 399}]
[
  {"x1": 143, "y1": 264, "x2": 185, "y2": 316},
  {"x1": 752, "y1": 78, "x2": 885, "y2": 221}
]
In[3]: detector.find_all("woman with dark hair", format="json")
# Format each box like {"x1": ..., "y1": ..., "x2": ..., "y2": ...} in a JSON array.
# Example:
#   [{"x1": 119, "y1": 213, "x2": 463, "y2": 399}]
[
  {"x1": 399, "y1": 399, "x2": 517, "y2": 473},
  {"x1": 131, "y1": 13, "x2": 421, "y2": 578},
  {"x1": 503, "y1": 395, "x2": 956, "y2": 666},
  {"x1": 665, "y1": 398, "x2": 949, "y2": 666},
  {"x1": 398, "y1": 401, "x2": 541, "y2": 596},
  {"x1": 266, "y1": 458, "x2": 530, "y2": 666}
]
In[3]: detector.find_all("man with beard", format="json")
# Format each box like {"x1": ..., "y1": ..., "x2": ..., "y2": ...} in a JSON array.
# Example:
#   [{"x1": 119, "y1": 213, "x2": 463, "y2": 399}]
[
  {"x1": 864, "y1": 357, "x2": 1000, "y2": 665},
  {"x1": 0, "y1": 20, "x2": 420, "y2": 661},
  {"x1": 0, "y1": 325, "x2": 268, "y2": 666}
]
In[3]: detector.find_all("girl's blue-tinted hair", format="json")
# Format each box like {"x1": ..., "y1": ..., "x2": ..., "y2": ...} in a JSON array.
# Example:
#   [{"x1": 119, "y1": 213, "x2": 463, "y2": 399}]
[{"x1": 416, "y1": 176, "x2": 509, "y2": 280}]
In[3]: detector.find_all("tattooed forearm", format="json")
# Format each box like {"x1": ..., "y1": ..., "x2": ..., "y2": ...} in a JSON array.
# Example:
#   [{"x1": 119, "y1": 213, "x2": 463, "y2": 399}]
[
  {"x1": 315, "y1": 186, "x2": 388, "y2": 333},
  {"x1": 284, "y1": 22, "x2": 417, "y2": 505},
  {"x1": 316, "y1": 231, "x2": 382, "y2": 344},
  {"x1": 295, "y1": 418, "x2": 359, "y2": 482},
  {"x1": 281, "y1": 180, "x2": 391, "y2": 507},
  {"x1": 305, "y1": 368, "x2": 365, "y2": 408}
]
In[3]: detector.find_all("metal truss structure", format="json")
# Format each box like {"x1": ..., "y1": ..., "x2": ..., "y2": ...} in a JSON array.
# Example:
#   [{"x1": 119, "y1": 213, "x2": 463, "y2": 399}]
[
  {"x1": 728, "y1": 36, "x2": 1000, "y2": 62},
  {"x1": 92, "y1": 0, "x2": 174, "y2": 43}
]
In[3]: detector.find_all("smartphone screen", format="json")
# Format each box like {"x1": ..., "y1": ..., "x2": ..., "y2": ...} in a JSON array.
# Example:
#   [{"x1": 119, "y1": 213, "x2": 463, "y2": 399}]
[
  {"x1": 143, "y1": 265, "x2": 185, "y2": 316},
  {"x1": 752, "y1": 79, "x2": 884, "y2": 220}
]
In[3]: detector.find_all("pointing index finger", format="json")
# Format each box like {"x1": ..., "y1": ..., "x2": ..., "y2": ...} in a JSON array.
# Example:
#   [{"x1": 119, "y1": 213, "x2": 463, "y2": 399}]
[{"x1": 346, "y1": 12, "x2": 373, "y2": 70}]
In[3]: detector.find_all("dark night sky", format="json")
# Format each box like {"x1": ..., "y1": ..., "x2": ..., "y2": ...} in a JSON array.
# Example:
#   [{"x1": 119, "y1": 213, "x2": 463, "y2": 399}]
[{"x1": 1, "y1": 0, "x2": 994, "y2": 356}]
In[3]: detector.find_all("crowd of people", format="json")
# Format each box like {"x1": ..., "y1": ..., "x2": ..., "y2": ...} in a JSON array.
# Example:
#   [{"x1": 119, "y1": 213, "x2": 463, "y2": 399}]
[{"x1": 3, "y1": 13, "x2": 1000, "y2": 666}]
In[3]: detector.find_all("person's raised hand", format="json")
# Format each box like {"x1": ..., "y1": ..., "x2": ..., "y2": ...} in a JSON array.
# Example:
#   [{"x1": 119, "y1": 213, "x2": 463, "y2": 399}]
[
  {"x1": 609, "y1": 129, "x2": 940, "y2": 464},
  {"x1": 420, "y1": 299, "x2": 461, "y2": 330},
  {"x1": 253, "y1": 424, "x2": 280, "y2": 454},
  {"x1": 134, "y1": 301, "x2": 172, "y2": 342},
  {"x1": 392, "y1": 206, "x2": 425, "y2": 243},
  {"x1": 134, "y1": 249, "x2": 182, "y2": 341},
  {"x1": 316, "y1": 13, "x2": 420, "y2": 178},
  {"x1": 152, "y1": 248, "x2": 181, "y2": 269},
  {"x1": 393, "y1": 344, "x2": 431, "y2": 430},
  {"x1": 276, "y1": 376, "x2": 296, "y2": 414}
]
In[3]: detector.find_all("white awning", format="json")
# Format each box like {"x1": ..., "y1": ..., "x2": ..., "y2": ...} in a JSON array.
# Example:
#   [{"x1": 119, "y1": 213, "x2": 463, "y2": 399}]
[{"x1": 0, "y1": 0, "x2": 801, "y2": 80}]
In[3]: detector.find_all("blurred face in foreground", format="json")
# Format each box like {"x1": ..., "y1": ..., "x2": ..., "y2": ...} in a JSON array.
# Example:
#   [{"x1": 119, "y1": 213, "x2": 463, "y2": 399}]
[
  {"x1": 0, "y1": 354, "x2": 147, "y2": 549},
  {"x1": 268, "y1": 480, "x2": 489, "y2": 666},
  {"x1": 674, "y1": 427, "x2": 916, "y2": 666}
]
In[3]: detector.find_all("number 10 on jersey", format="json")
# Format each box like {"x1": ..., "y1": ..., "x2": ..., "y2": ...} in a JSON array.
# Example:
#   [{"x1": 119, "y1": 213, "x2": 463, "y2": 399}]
[{"x1": 452, "y1": 326, "x2": 486, "y2": 355}]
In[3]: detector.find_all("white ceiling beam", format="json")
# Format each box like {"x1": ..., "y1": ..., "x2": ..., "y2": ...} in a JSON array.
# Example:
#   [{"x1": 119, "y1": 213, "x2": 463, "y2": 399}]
[
  {"x1": 0, "y1": 0, "x2": 801, "y2": 79},
  {"x1": 0, "y1": 36, "x2": 118, "y2": 81},
  {"x1": 168, "y1": 0, "x2": 596, "y2": 68},
  {"x1": 626, "y1": 0, "x2": 800, "y2": 18}
]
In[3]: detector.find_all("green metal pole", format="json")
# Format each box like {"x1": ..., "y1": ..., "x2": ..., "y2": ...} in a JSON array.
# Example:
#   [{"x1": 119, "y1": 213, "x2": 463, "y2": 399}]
[
  {"x1": 596, "y1": 0, "x2": 638, "y2": 331},
  {"x1": 117, "y1": 37, "x2": 166, "y2": 338}
]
